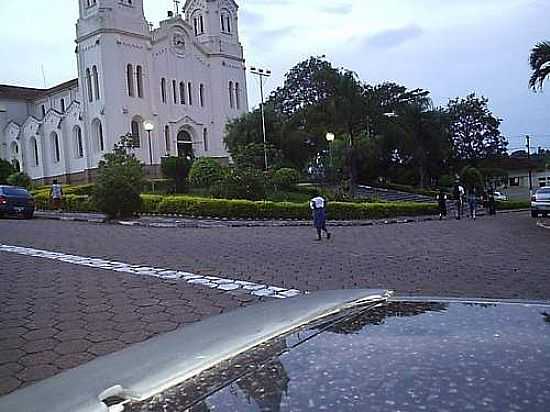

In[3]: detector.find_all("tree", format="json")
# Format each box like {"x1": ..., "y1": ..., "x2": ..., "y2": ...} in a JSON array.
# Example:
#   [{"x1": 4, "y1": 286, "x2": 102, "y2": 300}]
[
  {"x1": 189, "y1": 158, "x2": 225, "y2": 189},
  {"x1": 6, "y1": 172, "x2": 32, "y2": 189},
  {"x1": 0, "y1": 159, "x2": 16, "y2": 184},
  {"x1": 529, "y1": 41, "x2": 550, "y2": 91},
  {"x1": 93, "y1": 135, "x2": 145, "y2": 219},
  {"x1": 447, "y1": 94, "x2": 507, "y2": 165},
  {"x1": 161, "y1": 156, "x2": 193, "y2": 193}
]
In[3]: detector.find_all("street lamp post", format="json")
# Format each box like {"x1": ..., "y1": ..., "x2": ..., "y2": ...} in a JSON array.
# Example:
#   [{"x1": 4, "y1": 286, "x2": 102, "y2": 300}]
[
  {"x1": 250, "y1": 66, "x2": 271, "y2": 171},
  {"x1": 143, "y1": 120, "x2": 155, "y2": 166},
  {"x1": 326, "y1": 132, "x2": 335, "y2": 182}
]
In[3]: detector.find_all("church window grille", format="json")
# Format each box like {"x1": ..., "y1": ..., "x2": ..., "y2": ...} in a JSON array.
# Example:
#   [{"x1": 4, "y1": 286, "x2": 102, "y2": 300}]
[
  {"x1": 60, "y1": 98, "x2": 65, "y2": 113},
  {"x1": 188, "y1": 82, "x2": 193, "y2": 106},
  {"x1": 30, "y1": 138, "x2": 39, "y2": 167},
  {"x1": 136, "y1": 65, "x2": 144, "y2": 98},
  {"x1": 194, "y1": 18, "x2": 199, "y2": 36},
  {"x1": 51, "y1": 133, "x2": 61, "y2": 163},
  {"x1": 127, "y1": 65, "x2": 135, "y2": 97},
  {"x1": 93, "y1": 119, "x2": 104, "y2": 153},
  {"x1": 74, "y1": 127, "x2": 84, "y2": 158},
  {"x1": 86, "y1": 68, "x2": 93, "y2": 102},
  {"x1": 200, "y1": 16, "x2": 204, "y2": 33},
  {"x1": 180, "y1": 82, "x2": 186, "y2": 104},
  {"x1": 173, "y1": 80, "x2": 178, "y2": 104},
  {"x1": 92, "y1": 65, "x2": 100, "y2": 100},
  {"x1": 199, "y1": 84, "x2": 205, "y2": 107},
  {"x1": 165, "y1": 125, "x2": 171, "y2": 154},
  {"x1": 41, "y1": 105, "x2": 46, "y2": 118},
  {"x1": 229, "y1": 81, "x2": 234, "y2": 108},
  {"x1": 203, "y1": 128, "x2": 208, "y2": 152},
  {"x1": 161, "y1": 78, "x2": 167, "y2": 103},
  {"x1": 221, "y1": 11, "x2": 231, "y2": 33},
  {"x1": 235, "y1": 82, "x2": 240, "y2": 109},
  {"x1": 131, "y1": 120, "x2": 141, "y2": 148}
]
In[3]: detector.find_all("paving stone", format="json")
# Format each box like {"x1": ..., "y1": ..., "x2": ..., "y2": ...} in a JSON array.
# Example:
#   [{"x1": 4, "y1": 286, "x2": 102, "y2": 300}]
[
  {"x1": 0, "y1": 376, "x2": 21, "y2": 396},
  {"x1": 16, "y1": 365, "x2": 59, "y2": 383},
  {"x1": 22, "y1": 328, "x2": 60, "y2": 341},
  {"x1": 54, "y1": 339, "x2": 91, "y2": 355},
  {"x1": 0, "y1": 363, "x2": 23, "y2": 378},
  {"x1": 88, "y1": 340, "x2": 127, "y2": 356},
  {"x1": 19, "y1": 351, "x2": 60, "y2": 367},
  {"x1": 54, "y1": 353, "x2": 95, "y2": 370},
  {"x1": 23, "y1": 339, "x2": 59, "y2": 354},
  {"x1": 54, "y1": 329, "x2": 89, "y2": 341}
]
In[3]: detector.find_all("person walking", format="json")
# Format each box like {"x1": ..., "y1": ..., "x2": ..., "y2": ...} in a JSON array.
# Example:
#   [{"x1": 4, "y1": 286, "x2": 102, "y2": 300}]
[
  {"x1": 436, "y1": 189, "x2": 447, "y2": 220},
  {"x1": 468, "y1": 188, "x2": 478, "y2": 220},
  {"x1": 487, "y1": 192, "x2": 497, "y2": 216},
  {"x1": 50, "y1": 179, "x2": 64, "y2": 212},
  {"x1": 310, "y1": 194, "x2": 331, "y2": 241},
  {"x1": 453, "y1": 183, "x2": 465, "y2": 220}
]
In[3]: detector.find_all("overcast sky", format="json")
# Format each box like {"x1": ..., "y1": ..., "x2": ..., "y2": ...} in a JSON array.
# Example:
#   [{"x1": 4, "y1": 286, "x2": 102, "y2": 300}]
[{"x1": 0, "y1": 0, "x2": 548, "y2": 150}]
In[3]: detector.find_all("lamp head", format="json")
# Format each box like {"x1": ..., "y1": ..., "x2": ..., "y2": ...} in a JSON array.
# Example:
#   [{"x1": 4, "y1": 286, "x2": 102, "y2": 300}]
[{"x1": 143, "y1": 121, "x2": 155, "y2": 132}]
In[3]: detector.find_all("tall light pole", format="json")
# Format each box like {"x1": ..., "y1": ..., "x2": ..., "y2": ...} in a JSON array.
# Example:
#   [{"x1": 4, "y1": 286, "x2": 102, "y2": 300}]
[
  {"x1": 250, "y1": 66, "x2": 271, "y2": 171},
  {"x1": 326, "y1": 132, "x2": 335, "y2": 182},
  {"x1": 526, "y1": 135, "x2": 533, "y2": 196},
  {"x1": 144, "y1": 120, "x2": 155, "y2": 166}
]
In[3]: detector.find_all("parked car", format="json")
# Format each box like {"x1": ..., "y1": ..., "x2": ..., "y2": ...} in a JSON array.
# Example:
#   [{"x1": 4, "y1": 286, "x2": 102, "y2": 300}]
[
  {"x1": 2, "y1": 290, "x2": 549, "y2": 412},
  {"x1": 0, "y1": 185, "x2": 35, "y2": 219},
  {"x1": 493, "y1": 191, "x2": 508, "y2": 201},
  {"x1": 531, "y1": 187, "x2": 550, "y2": 217}
]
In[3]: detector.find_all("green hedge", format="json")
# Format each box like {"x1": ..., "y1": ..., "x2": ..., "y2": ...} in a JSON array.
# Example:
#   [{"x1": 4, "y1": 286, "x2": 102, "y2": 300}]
[
  {"x1": 33, "y1": 192, "x2": 96, "y2": 212},
  {"x1": 496, "y1": 200, "x2": 530, "y2": 210}
]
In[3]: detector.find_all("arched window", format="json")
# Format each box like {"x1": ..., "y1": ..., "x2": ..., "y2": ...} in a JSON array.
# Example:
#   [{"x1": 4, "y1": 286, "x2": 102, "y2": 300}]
[
  {"x1": 199, "y1": 84, "x2": 205, "y2": 108},
  {"x1": 74, "y1": 126, "x2": 84, "y2": 158},
  {"x1": 41, "y1": 105, "x2": 46, "y2": 118},
  {"x1": 221, "y1": 10, "x2": 231, "y2": 33},
  {"x1": 179, "y1": 82, "x2": 186, "y2": 104},
  {"x1": 200, "y1": 15, "x2": 205, "y2": 33},
  {"x1": 131, "y1": 119, "x2": 141, "y2": 148},
  {"x1": 92, "y1": 119, "x2": 104, "y2": 152},
  {"x1": 188, "y1": 82, "x2": 193, "y2": 106},
  {"x1": 229, "y1": 81, "x2": 234, "y2": 108},
  {"x1": 30, "y1": 137, "x2": 39, "y2": 167},
  {"x1": 172, "y1": 80, "x2": 178, "y2": 104},
  {"x1": 161, "y1": 78, "x2": 167, "y2": 103},
  {"x1": 177, "y1": 130, "x2": 194, "y2": 159},
  {"x1": 127, "y1": 64, "x2": 135, "y2": 97},
  {"x1": 86, "y1": 68, "x2": 93, "y2": 102},
  {"x1": 51, "y1": 132, "x2": 60, "y2": 163},
  {"x1": 164, "y1": 125, "x2": 171, "y2": 154},
  {"x1": 92, "y1": 65, "x2": 100, "y2": 100},
  {"x1": 60, "y1": 98, "x2": 66, "y2": 113},
  {"x1": 203, "y1": 128, "x2": 208, "y2": 152},
  {"x1": 136, "y1": 65, "x2": 143, "y2": 98},
  {"x1": 235, "y1": 82, "x2": 240, "y2": 109}
]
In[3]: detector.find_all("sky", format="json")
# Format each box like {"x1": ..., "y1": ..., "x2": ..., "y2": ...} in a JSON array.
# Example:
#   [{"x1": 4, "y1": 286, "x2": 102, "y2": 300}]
[{"x1": 0, "y1": 0, "x2": 549, "y2": 151}]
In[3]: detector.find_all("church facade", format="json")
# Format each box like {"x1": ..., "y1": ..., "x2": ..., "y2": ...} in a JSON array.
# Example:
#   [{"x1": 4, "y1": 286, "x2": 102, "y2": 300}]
[{"x1": 0, "y1": 0, "x2": 248, "y2": 183}]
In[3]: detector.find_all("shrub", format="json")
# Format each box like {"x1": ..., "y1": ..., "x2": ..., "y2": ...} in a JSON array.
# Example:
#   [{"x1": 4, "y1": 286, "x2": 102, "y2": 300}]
[
  {"x1": 141, "y1": 194, "x2": 165, "y2": 214},
  {"x1": 0, "y1": 159, "x2": 16, "y2": 184},
  {"x1": 6, "y1": 172, "x2": 32, "y2": 189},
  {"x1": 93, "y1": 136, "x2": 145, "y2": 219},
  {"x1": 462, "y1": 166, "x2": 483, "y2": 190},
  {"x1": 212, "y1": 167, "x2": 266, "y2": 200},
  {"x1": 496, "y1": 200, "x2": 530, "y2": 210},
  {"x1": 161, "y1": 156, "x2": 192, "y2": 193},
  {"x1": 189, "y1": 158, "x2": 225, "y2": 188},
  {"x1": 65, "y1": 184, "x2": 95, "y2": 196},
  {"x1": 271, "y1": 168, "x2": 300, "y2": 191}
]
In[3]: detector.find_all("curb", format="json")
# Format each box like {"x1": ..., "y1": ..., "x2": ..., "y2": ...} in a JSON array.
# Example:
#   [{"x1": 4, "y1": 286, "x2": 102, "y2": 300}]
[{"x1": 537, "y1": 220, "x2": 550, "y2": 230}]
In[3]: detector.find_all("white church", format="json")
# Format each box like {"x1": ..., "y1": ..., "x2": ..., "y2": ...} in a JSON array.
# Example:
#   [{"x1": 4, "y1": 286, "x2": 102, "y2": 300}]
[{"x1": 0, "y1": 0, "x2": 248, "y2": 184}]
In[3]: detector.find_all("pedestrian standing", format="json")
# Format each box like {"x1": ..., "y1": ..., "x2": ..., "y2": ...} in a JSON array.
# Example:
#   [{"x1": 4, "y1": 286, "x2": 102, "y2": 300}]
[
  {"x1": 50, "y1": 179, "x2": 64, "y2": 212},
  {"x1": 310, "y1": 194, "x2": 331, "y2": 241},
  {"x1": 488, "y1": 192, "x2": 497, "y2": 216},
  {"x1": 468, "y1": 188, "x2": 478, "y2": 220},
  {"x1": 436, "y1": 189, "x2": 447, "y2": 220}
]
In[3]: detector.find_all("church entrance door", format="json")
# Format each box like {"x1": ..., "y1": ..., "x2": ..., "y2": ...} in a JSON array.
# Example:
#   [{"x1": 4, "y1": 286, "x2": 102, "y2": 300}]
[{"x1": 177, "y1": 130, "x2": 194, "y2": 159}]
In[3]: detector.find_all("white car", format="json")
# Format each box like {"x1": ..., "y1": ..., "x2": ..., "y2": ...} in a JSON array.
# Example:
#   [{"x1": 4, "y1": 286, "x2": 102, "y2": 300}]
[
  {"x1": 493, "y1": 191, "x2": 508, "y2": 201},
  {"x1": 531, "y1": 187, "x2": 550, "y2": 218}
]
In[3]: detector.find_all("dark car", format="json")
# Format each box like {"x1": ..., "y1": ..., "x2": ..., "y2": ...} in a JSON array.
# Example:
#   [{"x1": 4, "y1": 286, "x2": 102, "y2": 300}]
[
  {"x1": 1, "y1": 290, "x2": 549, "y2": 412},
  {"x1": 0, "y1": 185, "x2": 35, "y2": 219}
]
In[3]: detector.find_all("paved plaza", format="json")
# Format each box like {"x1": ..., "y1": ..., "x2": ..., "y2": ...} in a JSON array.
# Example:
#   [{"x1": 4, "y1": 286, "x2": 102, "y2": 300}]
[{"x1": 1, "y1": 212, "x2": 549, "y2": 396}]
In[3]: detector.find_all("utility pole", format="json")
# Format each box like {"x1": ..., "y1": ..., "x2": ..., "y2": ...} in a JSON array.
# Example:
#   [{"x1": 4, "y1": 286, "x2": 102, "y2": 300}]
[
  {"x1": 526, "y1": 135, "x2": 533, "y2": 195},
  {"x1": 250, "y1": 67, "x2": 271, "y2": 171}
]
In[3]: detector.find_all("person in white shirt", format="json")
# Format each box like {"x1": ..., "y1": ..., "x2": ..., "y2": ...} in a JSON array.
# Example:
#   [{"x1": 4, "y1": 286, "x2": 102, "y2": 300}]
[
  {"x1": 50, "y1": 179, "x2": 64, "y2": 212},
  {"x1": 310, "y1": 195, "x2": 331, "y2": 241}
]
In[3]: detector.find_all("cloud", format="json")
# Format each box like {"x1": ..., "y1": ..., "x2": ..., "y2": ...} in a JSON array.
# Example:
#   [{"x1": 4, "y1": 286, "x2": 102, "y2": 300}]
[{"x1": 365, "y1": 25, "x2": 424, "y2": 50}]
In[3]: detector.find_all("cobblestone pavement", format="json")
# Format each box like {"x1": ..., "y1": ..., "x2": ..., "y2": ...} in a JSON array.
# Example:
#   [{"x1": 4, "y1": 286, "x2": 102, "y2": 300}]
[{"x1": 0, "y1": 212, "x2": 548, "y2": 396}]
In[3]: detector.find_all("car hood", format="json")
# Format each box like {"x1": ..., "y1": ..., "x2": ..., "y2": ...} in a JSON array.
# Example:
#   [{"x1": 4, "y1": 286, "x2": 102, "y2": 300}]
[{"x1": 1, "y1": 292, "x2": 549, "y2": 412}]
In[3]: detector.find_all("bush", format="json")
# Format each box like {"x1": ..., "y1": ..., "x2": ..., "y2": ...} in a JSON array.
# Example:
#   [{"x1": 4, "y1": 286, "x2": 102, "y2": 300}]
[
  {"x1": 6, "y1": 172, "x2": 32, "y2": 189},
  {"x1": 143, "y1": 179, "x2": 175, "y2": 194},
  {"x1": 0, "y1": 159, "x2": 16, "y2": 184},
  {"x1": 189, "y1": 158, "x2": 225, "y2": 188},
  {"x1": 496, "y1": 200, "x2": 530, "y2": 210},
  {"x1": 271, "y1": 168, "x2": 300, "y2": 191},
  {"x1": 33, "y1": 192, "x2": 96, "y2": 212},
  {"x1": 93, "y1": 136, "x2": 145, "y2": 219},
  {"x1": 161, "y1": 156, "x2": 192, "y2": 193},
  {"x1": 462, "y1": 166, "x2": 483, "y2": 190},
  {"x1": 211, "y1": 167, "x2": 266, "y2": 200}
]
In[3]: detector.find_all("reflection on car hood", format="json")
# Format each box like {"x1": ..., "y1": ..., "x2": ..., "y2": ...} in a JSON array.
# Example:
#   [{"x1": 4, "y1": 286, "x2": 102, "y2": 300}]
[{"x1": 127, "y1": 298, "x2": 550, "y2": 412}]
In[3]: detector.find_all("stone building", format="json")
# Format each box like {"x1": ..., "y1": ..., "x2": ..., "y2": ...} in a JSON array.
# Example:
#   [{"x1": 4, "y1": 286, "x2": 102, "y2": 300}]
[{"x1": 0, "y1": 0, "x2": 248, "y2": 183}]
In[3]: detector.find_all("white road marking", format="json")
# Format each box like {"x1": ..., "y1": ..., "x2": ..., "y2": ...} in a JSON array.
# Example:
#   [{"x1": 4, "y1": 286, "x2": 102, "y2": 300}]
[{"x1": 0, "y1": 244, "x2": 303, "y2": 299}]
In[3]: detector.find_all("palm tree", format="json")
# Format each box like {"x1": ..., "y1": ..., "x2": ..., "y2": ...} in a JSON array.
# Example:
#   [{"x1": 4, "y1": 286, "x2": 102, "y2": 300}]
[{"x1": 529, "y1": 41, "x2": 550, "y2": 91}]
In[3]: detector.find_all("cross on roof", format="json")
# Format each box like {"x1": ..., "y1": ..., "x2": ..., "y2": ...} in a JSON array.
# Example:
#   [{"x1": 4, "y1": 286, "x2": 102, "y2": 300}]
[{"x1": 173, "y1": 0, "x2": 180, "y2": 15}]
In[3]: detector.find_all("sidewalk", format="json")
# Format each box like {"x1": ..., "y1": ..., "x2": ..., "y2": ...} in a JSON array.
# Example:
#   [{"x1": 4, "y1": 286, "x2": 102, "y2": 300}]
[{"x1": 33, "y1": 208, "x2": 529, "y2": 229}]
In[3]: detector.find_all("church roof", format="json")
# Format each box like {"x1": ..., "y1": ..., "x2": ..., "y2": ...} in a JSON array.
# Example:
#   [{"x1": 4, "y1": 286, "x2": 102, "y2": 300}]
[{"x1": 0, "y1": 78, "x2": 78, "y2": 102}]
